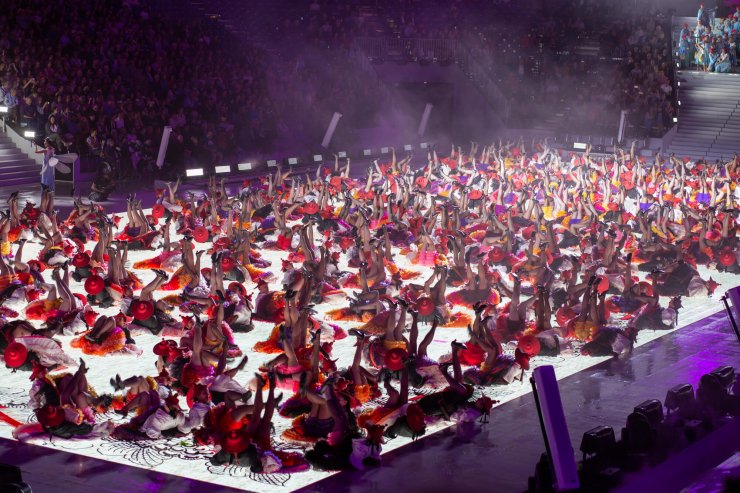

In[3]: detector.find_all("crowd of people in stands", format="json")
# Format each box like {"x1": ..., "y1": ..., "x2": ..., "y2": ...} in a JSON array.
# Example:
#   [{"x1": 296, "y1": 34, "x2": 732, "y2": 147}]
[
  {"x1": 677, "y1": 5, "x2": 740, "y2": 73},
  {"x1": 0, "y1": 0, "x2": 276, "y2": 177},
  {"x1": 466, "y1": 1, "x2": 676, "y2": 137},
  {"x1": 1, "y1": 0, "x2": 730, "y2": 180}
]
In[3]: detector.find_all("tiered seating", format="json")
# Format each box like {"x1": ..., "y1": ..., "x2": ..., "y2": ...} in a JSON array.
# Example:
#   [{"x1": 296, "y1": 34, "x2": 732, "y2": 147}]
[
  {"x1": 0, "y1": 132, "x2": 43, "y2": 187},
  {"x1": 668, "y1": 71, "x2": 740, "y2": 161}
]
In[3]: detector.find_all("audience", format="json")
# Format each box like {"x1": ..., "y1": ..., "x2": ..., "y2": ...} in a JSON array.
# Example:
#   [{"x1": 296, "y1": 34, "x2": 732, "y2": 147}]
[
  {"x1": 678, "y1": 6, "x2": 739, "y2": 73},
  {"x1": 0, "y1": 0, "x2": 276, "y2": 176},
  {"x1": 1, "y1": 0, "x2": 733, "y2": 176}
]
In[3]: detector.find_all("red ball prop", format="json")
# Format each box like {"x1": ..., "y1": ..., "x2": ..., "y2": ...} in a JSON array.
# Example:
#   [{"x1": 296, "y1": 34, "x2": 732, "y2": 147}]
[
  {"x1": 131, "y1": 300, "x2": 155, "y2": 321},
  {"x1": 152, "y1": 204, "x2": 166, "y2": 219},
  {"x1": 72, "y1": 252, "x2": 90, "y2": 268},
  {"x1": 84, "y1": 275, "x2": 105, "y2": 295},
  {"x1": 384, "y1": 347, "x2": 407, "y2": 371},
  {"x1": 517, "y1": 335, "x2": 541, "y2": 357},
  {"x1": 221, "y1": 256, "x2": 237, "y2": 272},
  {"x1": 4, "y1": 341, "x2": 28, "y2": 368},
  {"x1": 193, "y1": 226, "x2": 209, "y2": 243},
  {"x1": 221, "y1": 430, "x2": 249, "y2": 455},
  {"x1": 416, "y1": 297, "x2": 435, "y2": 316},
  {"x1": 719, "y1": 248, "x2": 735, "y2": 267},
  {"x1": 37, "y1": 404, "x2": 65, "y2": 428}
]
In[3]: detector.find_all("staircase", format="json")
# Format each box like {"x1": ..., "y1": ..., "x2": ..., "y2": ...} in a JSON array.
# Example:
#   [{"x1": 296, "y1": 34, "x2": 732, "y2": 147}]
[
  {"x1": 0, "y1": 130, "x2": 40, "y2": 187},
  {"x1": 667, "y1": 71, "x2": 740, "y2": 162}
]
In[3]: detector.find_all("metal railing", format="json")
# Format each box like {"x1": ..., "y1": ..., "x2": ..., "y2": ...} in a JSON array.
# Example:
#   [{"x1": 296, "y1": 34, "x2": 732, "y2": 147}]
[{"x1": 353, "y1": 37, "x2": 510, "y2": 119}]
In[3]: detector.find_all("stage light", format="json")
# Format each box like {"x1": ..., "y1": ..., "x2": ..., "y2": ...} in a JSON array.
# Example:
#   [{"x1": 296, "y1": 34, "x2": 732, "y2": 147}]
[
  {"x1": 404, "y1": 144, "x2": 413, "y2": 151},
  {"x1": 337, "y1": 151, "x2": 347, "y2": 158},
  {"x1": 185, "y1": 168, "x2": 204, "y2": 177},
  {"x1": 214, "y1": 165, "x2": 230, "y2": 174},
  {"x1": 677, "y1": 81, "x2": 681, "y2": 86},
  {"x1": 673, "y1": 117, "x2": 678, "y2": 123},
  {"x1": 633, "y1": 399, "x2": 663, "y2": 427},
  {"x1": 678, "y1": 100, "x2": 681, "y2": 106},
  {"x1": 237, "y1": 162, "x2": 254, "y2": 171},
  {"x1": 710, "y1": 366, "x2": 735, "y2": 388},
  {"x1": 313, "y1": 154, "x2": 323, "y2": 162},
  {"x1": 266, "y1": 159, "x2": 278, "y2": 168},
  {"x1": 665, "y1": 383, "x2": 695, "y2": 415},
  {"x1": 24, "y1": 130, "x2": 35, "y2": 138},
  {"x1": 363, "y1": 149, "x2": 372, "y2": 156},
  {"x1": 381, "y1": 147, "x2": 390, "y2": 154},
  {"x1": 697, "y1": 372, "x2": 729, "y2": 416},
  {"x1": 420, "y1": 142, "x2": 429, "y2": 149},
  {"x1": 622, "y1": 411, "x2": 654, "y2": 453},
  {"x1": 287, "y1": 157, "x2": 298, "y2": 165},
  {"x1": 580, "y1": 425, "x2": 616, "y2": 458},
  {"x1": 0, "y1": 106, "x2": 7, "y2": 113},
  {"x1": 573, "y1": 142, "x2": 588, "y2": 150}
]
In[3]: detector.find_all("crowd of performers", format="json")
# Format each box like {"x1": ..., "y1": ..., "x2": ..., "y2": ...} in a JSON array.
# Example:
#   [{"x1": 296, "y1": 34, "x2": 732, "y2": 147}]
[{"x1": 1, "y1": 141, "x2": 739, "y2": 474}]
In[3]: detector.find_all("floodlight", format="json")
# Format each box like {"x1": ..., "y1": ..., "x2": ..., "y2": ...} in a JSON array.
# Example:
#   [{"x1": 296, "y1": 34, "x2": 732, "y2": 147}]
[
  {"x1": 237, "y1": 162, "x2": 254, "y2": 171},
  {"x1": 185, "y1": 168, "x2": 204, "y2": 177},
  {"x1": 24, "y1": 130, "x2": 35, "y2": 138},
  {"x1": 214, "y1": 165, "x2": 230, "y2": 174},
  {"x1": 313, "y1": 154, "x2": 323, "y2": 162},
  {"x1": 266, "y1": 159, "x2": 278, "y2": 167}
]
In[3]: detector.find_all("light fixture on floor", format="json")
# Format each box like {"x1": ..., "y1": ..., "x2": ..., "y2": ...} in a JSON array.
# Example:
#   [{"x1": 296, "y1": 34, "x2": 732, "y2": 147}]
[
  {"x1": 0, "y1": 106, "x2": 7, "y2": 113},
  {"x1": 362, "y1": 149, "x2": 372, "y2": 156},
  {"x1": 633, "y1": 399, "x2": 663, "y2": 428},
  {"x1": 337, "y1": 151, "x2": 347, "y2": 158},
  {"x1": 697, "y1": 371, "x2": 730, "y2": 416},
  {"x1": 0, "y1": 463, "x2": 32, "y2": 493},
  {"x1": 214, "y1": 165, "x2": 230, "y2": 174},
  {"x1": 24, "y1": 130, "x2": 35, "y2": 139},
  {"x1": 404, "y1": 144, "x2": 413, "y2": 151},
  {"x1": 664, "y1": 383, "x2": 695, "y2": 416},
  {"x1": 381, "y1": 147, "x2": 390, "y2": 154},
  {"x1": 580, "y1": 425, "x2": 616, "y2": 459},
  {"x1": 236, "y1": 162, "x2": 254, "y2": 171},
  {"x1": 709, "y1": 366, "x2": 735, "y2": 388},
  {"x1": 313, "y1": 154, "x2": 323, "y2": 163},
  {"x1": 266, "y1": 159, "x2": 278, "y2": 168},
  {"x1": 286, "y1": 157, "x2": 299, "y2": 166}
]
